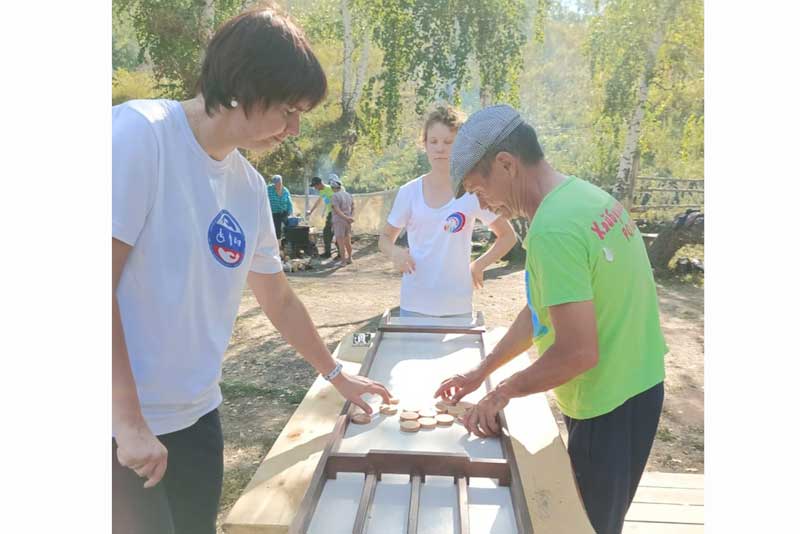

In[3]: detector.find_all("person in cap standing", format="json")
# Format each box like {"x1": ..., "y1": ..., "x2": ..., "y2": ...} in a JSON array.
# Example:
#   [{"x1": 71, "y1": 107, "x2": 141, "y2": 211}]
[
  {"x1": 434, "y1": 105, "x2": 667, "y2": 534},
  {"x1": 112, "y1": 9, "x2": 392, "y2": 534},
  {"x1": 307, "y1": 174, "x2": 337, "y2": 258},
  {"x1": 330, "y1": 177, "x2": 355, "y2": 266},
  {"x1": 267, "y1": 174, "x2": 293, "y2": 240}
]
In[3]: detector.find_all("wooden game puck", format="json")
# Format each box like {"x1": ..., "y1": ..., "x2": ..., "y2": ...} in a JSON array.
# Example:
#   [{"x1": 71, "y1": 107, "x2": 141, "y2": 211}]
[
  {"x1": 435, "y1": 400, "x2": 452, "y2": 413},
  {"x1": 418, "y1": 408, "x2": 437, "y2": 419},
  {"x1": 399, "y1": 411, "x2": 420, "y2": 421},
  {"x1": 402, "y1": 406, "x2": 420, "y2": 414},
  {"x1": 418, "y1": 417, "x2": 437, "y2": 429},
  {"x1": 446, "y1": 405, "x2": 466, "y2": 417},
  {"x1": 388, "y1": 397, "x2": 401, "y2": 405},
  {"x1": 457, "y1": 401, "x2": 475, "y2": 410},
  {"x1": 380, "y1": 404, "x2": 398, "y2": 415},
  {"x1": 436, "y1": 414, "x2": 455, "y2": 427},
  {"x1": 350, "y1": 413, "x2": 371, "y2": 425},
  {"x1": 400, "y1": 420, "x2": 421, "y2": 433}
]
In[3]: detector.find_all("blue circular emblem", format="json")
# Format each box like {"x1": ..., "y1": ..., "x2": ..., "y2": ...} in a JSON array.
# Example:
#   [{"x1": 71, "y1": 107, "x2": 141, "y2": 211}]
[{"x1": 208, "y1": 209, "x2": 246, "y2": 268}]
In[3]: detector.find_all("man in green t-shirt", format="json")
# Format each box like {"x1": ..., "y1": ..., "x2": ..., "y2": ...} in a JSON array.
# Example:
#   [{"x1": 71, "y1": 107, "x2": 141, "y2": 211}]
[
  {"x1": 307, "y1": 174, "x2": 337, "y2": 258},
  {"x1": 435, "y1": 105, "x2": 667, "y2": 534}
]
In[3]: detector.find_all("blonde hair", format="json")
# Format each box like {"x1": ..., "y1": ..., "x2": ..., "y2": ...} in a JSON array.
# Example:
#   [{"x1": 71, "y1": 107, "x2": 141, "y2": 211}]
[{"x1": 422, "y1": 104, "x2": 466, "y2": 142}]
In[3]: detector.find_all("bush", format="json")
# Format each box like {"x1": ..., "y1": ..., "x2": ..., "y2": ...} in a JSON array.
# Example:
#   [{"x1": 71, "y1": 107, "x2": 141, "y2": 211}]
[{"x1": 112, "y1": 69, "x2": 159, "y2": 105}]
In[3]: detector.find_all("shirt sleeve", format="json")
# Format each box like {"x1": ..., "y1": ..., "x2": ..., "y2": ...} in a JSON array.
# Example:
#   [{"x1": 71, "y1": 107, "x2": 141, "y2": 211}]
[
  {"x1": 529, "y1": 231, "x2": 594, "y2": 307},
  {"x1": 286, "y1": 189, "x2": 293, "y2": 215},
  {"x1": 387, "y1": 185, "x2": 411, "y2": 229},
  {"x1": 112, "y1": 106, "x2": 159, "y2": 246},
  {"x1": 250, "y1": 185, "x2": 283, "y2": 274}
]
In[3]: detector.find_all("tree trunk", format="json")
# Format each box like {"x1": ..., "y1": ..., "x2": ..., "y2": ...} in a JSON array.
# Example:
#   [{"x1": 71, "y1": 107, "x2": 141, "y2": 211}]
[
  {"x1": 612, "y1": 0, "x2": 679, "y2": 203},
  {"x1": 341, "y1": 0, "x2": 355, "y2": 118},
  {"x1": 647, "y1": 212, "x2": 704, "y2": 271}
]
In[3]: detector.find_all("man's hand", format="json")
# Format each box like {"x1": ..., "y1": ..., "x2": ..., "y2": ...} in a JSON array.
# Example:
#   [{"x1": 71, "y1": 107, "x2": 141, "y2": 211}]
[
  {"x1": 434, "y1": 366, "x2": 485, "y2": 403},
  {"x1": 115, "y1": 421, "x2": 168, "y2": 488},
  {"x1": 469, "y1": 259, "x2": 485, "y2": 289},
  {"x1": 331, "y1": 372, "x2": 392, "y2": 414},
  {"x1": 391, "y1": 247, "x2": 416, "y2": 274},
  {"x1": 462, "y1": 387, "x2": 510, "y2": 438},
  {"x1": 346, "y1": 216, "x2": 355, "y2": 223}
]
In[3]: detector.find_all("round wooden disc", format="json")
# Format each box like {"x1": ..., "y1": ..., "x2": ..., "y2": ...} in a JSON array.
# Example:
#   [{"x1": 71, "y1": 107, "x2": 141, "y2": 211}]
[
  {"x1": 402, "y1": 406, "x2": 420, "y2": 414},
  {"x1": 456, "y1": 401, "x2": 475, "y2": 410},
  {"x1": 435, "y1": 401, "x2": 451, "y2": 413},
  {"x1": 399, "y1": 411, "x2": 420, "y2": 421},
  {"x1": 446, "y1": 405, "x2": 466, "y2": 417},
  {"x1": 389, "y1": 397, "x2": 401, "y2": 405},
  {"x1": 418, "y1": 408, "x2": 437, "y2": 419},
  {"x1": 380, "y1": 404, "x2": 398, "y2": 415},
  {"x1": 350, "y1": 413, "x2": 371, "y2": 425},
  {"x1": 436, "y1": 414, "x2": 455, "y2": 426},
  {"x1": 400, "y1": 420, "x2": 421, "y2": 433},
  {"x1": 418, "y1": 417, "x2": 437, "y2": 429}
]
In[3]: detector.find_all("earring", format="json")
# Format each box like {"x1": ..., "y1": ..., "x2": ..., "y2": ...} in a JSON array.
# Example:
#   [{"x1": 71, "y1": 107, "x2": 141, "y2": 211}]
[{"x1": 230, "y1": 98, "x2": 239, "y2": 108}]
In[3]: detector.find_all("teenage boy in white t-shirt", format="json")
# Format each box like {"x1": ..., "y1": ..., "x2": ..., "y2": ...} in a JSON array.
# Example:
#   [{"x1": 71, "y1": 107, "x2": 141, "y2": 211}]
[
  {"x1": 379, "y1": 105, "x2": 516, "y2": 317},
  {"x1": 112, "y1": 10, "x2": 391, "y2": 534}
]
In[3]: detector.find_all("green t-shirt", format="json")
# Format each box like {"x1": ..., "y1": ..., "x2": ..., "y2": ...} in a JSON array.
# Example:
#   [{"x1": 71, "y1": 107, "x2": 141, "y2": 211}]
[
  {"x1": 319, "y1": 185, "x2": 334, "y2": 216},
  {"x1": 524, "y1": 176, "x2": 667, "y2": 419}
]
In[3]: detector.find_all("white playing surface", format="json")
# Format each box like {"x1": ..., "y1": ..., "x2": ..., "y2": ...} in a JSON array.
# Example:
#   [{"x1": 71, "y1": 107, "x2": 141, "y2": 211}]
[{"x1": 307, "y1": 331, "x2": 518, "y2": 533}]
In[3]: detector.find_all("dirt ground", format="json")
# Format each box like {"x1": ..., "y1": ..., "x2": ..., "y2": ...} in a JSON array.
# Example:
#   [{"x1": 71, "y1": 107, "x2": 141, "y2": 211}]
[{"x1": 216, "y1": 234, "x2": 704, "y2": 530}]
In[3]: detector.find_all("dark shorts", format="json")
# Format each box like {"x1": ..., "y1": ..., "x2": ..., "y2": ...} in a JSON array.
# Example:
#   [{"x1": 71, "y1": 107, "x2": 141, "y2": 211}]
[
  {"x1": 112, "y1": 409, "x2": 224, "y2": 534},
  {"x1": 563, "y1": 382, "x2": 664, "y2": 534}
]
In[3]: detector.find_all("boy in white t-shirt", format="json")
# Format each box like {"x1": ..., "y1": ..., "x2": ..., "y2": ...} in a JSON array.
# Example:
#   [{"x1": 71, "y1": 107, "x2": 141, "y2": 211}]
[
  {"x1": 379, "y1": 105, "x2": 517, "y2": 317},
  {"x1": 112, "y1": 10, "x2": 391, "y2": 534}
]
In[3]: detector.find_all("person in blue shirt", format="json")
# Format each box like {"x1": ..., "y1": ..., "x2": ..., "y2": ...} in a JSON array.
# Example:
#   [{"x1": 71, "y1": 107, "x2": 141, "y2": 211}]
[{"x1": 267, "y1": 174, "x2": 293, "y2": 240}]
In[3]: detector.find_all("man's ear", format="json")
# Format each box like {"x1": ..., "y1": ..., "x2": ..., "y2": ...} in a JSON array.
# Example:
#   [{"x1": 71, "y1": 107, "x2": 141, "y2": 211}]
[{"x1": 495, "y1": 151, "x2": 517, "y2": 177}]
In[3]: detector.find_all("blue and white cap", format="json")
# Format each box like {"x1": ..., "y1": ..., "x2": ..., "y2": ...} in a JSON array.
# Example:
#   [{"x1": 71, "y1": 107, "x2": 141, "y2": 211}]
[{"x1": 450, "y1": 105, "x2": 523, "y2": 198}]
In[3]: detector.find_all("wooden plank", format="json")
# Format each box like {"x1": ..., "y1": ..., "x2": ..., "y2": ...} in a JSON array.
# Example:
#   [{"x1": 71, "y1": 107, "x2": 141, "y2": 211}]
[
  {"x1": 633, "y1": 486, "x2": 704, "y2": 506},
  {"x1": 326, "y1": 451, "x2": 510, "y2": 485},
  {"x1": 407, "y1": 475, "x2": 421, "y2": 534},
  {"x1": 484, "y1": 327, "x2": 596, "y2": 534},
  {"x1": 352, "y1": 473, "x2": 378, "y2": 534},
  {"x1": 625, "y1": 502, "x2": 704, "y2": 524},
  {"x1": 222, "y1": 361, "x2": 361, "y2": 534},
  {"x1": 456, "y1": 476, "x2": 470, "y2": 534},
  {"x1": 639, "y1": 472, "x2": 704, "y2": 490},
  {"x1": 623, "y1": 522, "x2": 705, "y2": 533}
]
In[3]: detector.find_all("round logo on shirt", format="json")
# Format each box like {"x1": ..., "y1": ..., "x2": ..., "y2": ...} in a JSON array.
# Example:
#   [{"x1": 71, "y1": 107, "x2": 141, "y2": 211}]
[
  {"x1": 208, "y1": 209, "x2": 246, "y2": 268},
  {"x1": 444, "y1": 212, "x2": 466, "y2": 233}
]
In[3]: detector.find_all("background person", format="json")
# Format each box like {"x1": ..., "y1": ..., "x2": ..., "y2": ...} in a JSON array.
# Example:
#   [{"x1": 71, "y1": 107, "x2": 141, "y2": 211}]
[
  {"x1": 306, "y1": 174, "x2": 337, "y2": 258},
  {"x1": 330, "y1": 176, "x2": 354, "y2": 266},
  {"x1": 267, "y1": 174, "x2": 293, "y2": 240},
  {"x1": 378, "y1": 104, "x2": 516, "y2": 317}
]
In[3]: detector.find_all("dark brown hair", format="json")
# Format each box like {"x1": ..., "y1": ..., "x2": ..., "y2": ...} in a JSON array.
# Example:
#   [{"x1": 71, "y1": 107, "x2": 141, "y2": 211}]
[
  {"x1": 198, "y1": 6, "x2": 327, "y2": 117},
  {"x1": 422, "y1": 104, "x2": 466, "y2": 142}
]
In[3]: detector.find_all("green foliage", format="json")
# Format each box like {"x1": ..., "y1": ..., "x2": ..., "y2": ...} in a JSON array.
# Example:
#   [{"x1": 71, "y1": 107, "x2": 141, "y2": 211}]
[
  {"x1": 585, "y1": 0, "x2": 703, "y2": 183},
  {"x1": 113, "y1": 7, "x2": 142, "y2": 70},
  {"x1": 112, "y1": 69, "x2": 159, "y2": 105},
  {"x1": 359, "y1": 0, "x2": 529, "y2": 144},
  {"x1": 113, "y1": 0, "x2": 246, "y2": 98}
]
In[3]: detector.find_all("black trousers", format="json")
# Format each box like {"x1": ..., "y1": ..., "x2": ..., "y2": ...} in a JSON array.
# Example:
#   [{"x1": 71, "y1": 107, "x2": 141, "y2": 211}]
[
  {"x1": 563, "y1": 382, "x2": 664, "y2": 534},
  {"x1": 112, "y1": 409, "x2": 224, "y2": 534},
  {"x1": 272, "y1": 211, "x2": 288, "y2": 240},
  {"x1": 323, "y1": 211, "x2": 334, "y2": 256}
]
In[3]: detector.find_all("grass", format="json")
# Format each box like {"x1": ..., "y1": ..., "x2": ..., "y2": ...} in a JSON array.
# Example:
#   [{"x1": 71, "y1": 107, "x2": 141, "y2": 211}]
[{"x1": 220, "y1": 381, "x2": 307, "y2": 405}]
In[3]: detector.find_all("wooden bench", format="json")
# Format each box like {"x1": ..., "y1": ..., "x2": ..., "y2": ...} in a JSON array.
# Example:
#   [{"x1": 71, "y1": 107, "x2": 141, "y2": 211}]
[{"x1": 623, "y1": 472, "x2": 704, "y2": 533}]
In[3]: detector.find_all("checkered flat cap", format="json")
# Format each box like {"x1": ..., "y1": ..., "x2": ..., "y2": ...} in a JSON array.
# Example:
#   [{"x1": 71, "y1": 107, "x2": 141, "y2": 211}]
[{"x1": 450, "y1": 104, "x2": 523, "y2": 198}]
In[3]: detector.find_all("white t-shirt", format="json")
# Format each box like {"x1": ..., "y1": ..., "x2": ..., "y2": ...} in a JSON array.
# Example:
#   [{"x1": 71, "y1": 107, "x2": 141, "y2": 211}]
[
  {"x1": 387, "y1": 176, "x2": 498, "y2": 316},
  {"x1": 112, "y1": 99, "x2": 283, "y2": 435}
]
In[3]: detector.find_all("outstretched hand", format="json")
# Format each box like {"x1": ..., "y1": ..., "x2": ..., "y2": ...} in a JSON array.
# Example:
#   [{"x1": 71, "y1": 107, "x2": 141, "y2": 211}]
[
  {"x1": 332, "y1": 372, "x2": 392, "y2": 414},
  {"x1": 434, "y1": 366, "x2": 484, "y2": 404}
]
